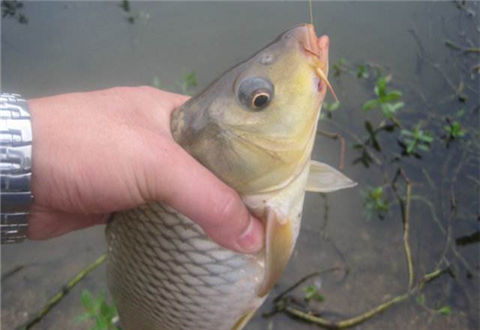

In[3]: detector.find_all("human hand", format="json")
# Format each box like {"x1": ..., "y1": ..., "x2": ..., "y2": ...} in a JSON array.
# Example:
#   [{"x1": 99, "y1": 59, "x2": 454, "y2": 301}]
[{"x1": 27, "y1": 86, "x2": 264, "y2": 253}]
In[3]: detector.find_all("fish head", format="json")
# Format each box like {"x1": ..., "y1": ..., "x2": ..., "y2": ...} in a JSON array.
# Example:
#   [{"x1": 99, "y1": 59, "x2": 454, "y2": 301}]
[{"x1": 172, "y1": 24, "x2": 331, "y2": 194}]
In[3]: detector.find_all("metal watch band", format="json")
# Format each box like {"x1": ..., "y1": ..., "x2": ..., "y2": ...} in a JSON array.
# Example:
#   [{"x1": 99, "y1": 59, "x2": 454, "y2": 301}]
[{"x1": 0, "y1": 93, "x2": 33, "y2": 244}]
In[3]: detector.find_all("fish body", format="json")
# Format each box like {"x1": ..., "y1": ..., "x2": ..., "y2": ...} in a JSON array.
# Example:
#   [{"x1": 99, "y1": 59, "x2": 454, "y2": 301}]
[{"x1": 106, "y1": 24, "x2": 355, "y2": 330}]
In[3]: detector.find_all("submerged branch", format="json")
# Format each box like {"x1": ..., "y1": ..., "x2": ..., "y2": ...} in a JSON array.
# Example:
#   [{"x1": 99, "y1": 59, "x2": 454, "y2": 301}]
[
  {"x1": 392, "y1": 168, "x2": 414, "y2": 289},
  {"x1": 268, "y1": 168, "x2": 450, "y2": 328},
  {"x1": 276, "y1": 268, "x2": 447, "y2": 329},
  {"x1": 19, "y1": 253, "x2": 107, "y2": 330},
  {"x1": 317, "y1": 130, "x2": 346, "y2": 170}
]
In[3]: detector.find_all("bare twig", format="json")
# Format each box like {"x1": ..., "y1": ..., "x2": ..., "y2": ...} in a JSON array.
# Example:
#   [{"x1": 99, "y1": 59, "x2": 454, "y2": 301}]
[
  {"x1": 445, "y1": 39, "x2": 480, "y2": 54},
  {"x1": 392, "y1": 168, "x2": 414, "y2": 289},
  {"x1": 267, "y1": 169, "x2": 451, "y2": 328},
  {"x1": 19, "y1": 253, "x2": 107, "y2": 330},
  {"x1": 279, "y1": 268, "x2": 447, "y2": 329}
]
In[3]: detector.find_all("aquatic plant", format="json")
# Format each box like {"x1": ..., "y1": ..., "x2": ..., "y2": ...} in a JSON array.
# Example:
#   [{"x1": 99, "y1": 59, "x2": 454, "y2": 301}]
[
  {"x1": 363, "y1": 186, "x2": 390, "y2": 220},
  {"x1": 177, "y1": 71, "x2": 198, "y2": 95},
  {"x1": 321, "y1": 100, "x2": 340, "y2": 119},
  {"x1": 1, "y1": 0, "x2": 27, "y2": 24},
  {"x1": 399, "y1": 125, "x2": 434, "y2": 156},
  {"x1": 302, "y1": 285, "x2": 325, "y2": 303},
  {"x1": 444, "y1": 119, "x2": 466, "y2": 140},
  {"x1": 152, "y1": 71, "x2": 198, "y2": 95},
  {"x1": 76, "y1": 290, "x2": 118, "y2": 330},
  {"x1": 363, "y1": 75, "x2": 404, "y2": 121}
]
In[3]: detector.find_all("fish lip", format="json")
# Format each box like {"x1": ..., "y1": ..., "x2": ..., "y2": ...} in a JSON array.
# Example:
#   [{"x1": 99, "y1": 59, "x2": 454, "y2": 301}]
[{"x1": 294, "y1": 24, "x2": 337, "y2": 100}]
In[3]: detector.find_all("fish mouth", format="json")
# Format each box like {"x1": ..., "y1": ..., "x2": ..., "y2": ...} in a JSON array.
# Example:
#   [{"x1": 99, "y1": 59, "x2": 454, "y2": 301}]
[{"x1": 294, "y1": 24, "x2": 337, "y2": 100}]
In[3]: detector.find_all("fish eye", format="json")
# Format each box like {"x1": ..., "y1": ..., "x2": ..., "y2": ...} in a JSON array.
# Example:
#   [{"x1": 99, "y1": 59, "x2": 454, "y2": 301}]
[{"x1": 237, "y1": 77, "x2": 274, "y2": 111}]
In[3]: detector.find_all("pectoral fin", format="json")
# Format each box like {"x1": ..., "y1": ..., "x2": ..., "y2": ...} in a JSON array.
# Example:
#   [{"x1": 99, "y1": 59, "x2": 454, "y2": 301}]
[
  {"x1": 306, "y1": 160, "x2": 357, "y2": 193},
  {"x1": 257, "y1": 208, "x2": 293, "y2": 297}
]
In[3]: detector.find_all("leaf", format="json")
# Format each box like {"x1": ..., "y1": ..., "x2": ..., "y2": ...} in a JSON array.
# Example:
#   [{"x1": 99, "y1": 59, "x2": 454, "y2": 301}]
[
  {"x1": 371, "y1": 136, "x2": 381, "y2": 151},
  {"x1": 81, "y1": 290, "x2": 94, "y2": 311},
  {"x1": 357, "y1": 65, "x2": 369, "y2": 79},
  {"x1": 383, "y1": 124, "x2": 396, "y2": 132},
  {"x1": 437, "y1": 306, "x2": 452, "y2": 316},
  {"x1": 421, "y1": 134, "x2": 433, "y2": 143},
  {"x1": 374, "y1": 76, "x2": 387, "y2": 97},
  {"x1": 324, "y1": 101, "x2": 340, "y2": 112},
  {"x1": 363, "y1": 99, "x2": 379, "y2": 111},
  {"x1": 365, "y1": 121, "x2": 375, "y2": 134},
  {"x1": 302, "y1": 285, "x2": 324, "y2": 302},
  {"x1": 73, "y1": 312, "x2": 91, "y2": 323},
  {"x1": 455, "y1": 108, "x2": 466, "y2": 117},
  {"x1": 415, "y1": 294, "x2": 425, "y2": 305},
  {"x1": 95, "y1": 314, "x2": 108, "y2": 330},
  {"x1": 381, "y1": 102, "x2": 404, "y2": 118},
  {"x1": 176, "y1": 71, "x2": 198, "y2": 95},
  {"x1": 382, "y1": 90, "x2": 402, "y2": 102},
  {"x1": 406, "y1": 141, "x2": 416, "y2": 154}
]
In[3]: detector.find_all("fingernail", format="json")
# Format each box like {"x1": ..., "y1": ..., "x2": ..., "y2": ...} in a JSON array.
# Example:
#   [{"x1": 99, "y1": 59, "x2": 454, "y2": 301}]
[{"x1": 236, "y1": 216, "x2": 264, "y2": 254}]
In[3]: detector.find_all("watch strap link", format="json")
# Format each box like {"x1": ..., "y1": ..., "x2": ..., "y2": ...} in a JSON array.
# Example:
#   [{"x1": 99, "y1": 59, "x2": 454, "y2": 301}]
[{"x1": 0, "y1": 93, "x2": 33, "y2": 244}]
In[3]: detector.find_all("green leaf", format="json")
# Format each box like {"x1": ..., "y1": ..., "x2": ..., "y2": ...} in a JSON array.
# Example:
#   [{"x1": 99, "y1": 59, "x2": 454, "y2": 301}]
[
  {"x1": 437, "y1": 306, "x2": 452, "y2": 316},
  {"x1": 363, "y1": 99, "x2": 379, "y2": 111},
  {"x1": 416, "y1": 294, "x2": 425, "y2": 305},
  {"x1": 382, "y1": 90, "x2": 402, "y2": 102},
  {"x1": 176, "y1": 71, "x2": 198, "y2": 95},
  {"x1": 95, "y1": 314, "x2": 108, "y2": 329},
  {"x1": 421, "y1": 134, "x2": 433, "y2": 143},
  {"x1": 455, "y1": 108, "x2": 465, "y2": 117},
  {"x1": 81, "y1": 290, "x2": 94, "y2": 311},
  {"x1": 73, "y1": 312, "x2": 91, "y2": 323},
  {"x1": 365, "y1": 121, "x2": 375, "y2": 134},
  {"x1": 374, "y1": 77, "x2": 385, "y2": 96},
  {"x1": 302, "y1": 285, "x2": 324, "y2": 302},
  {"x1": 357, "y1": 64, "x2": 369, "y2": 79},
  {"x1": 406, "y1": 141, "x2": 416, "y2": 154},
  {"x1": 381, "y1": 102, "x2": 404, "y2": 118},
  {"x1": 324, "y1": 101, "x2": 340, "y2": 112}
]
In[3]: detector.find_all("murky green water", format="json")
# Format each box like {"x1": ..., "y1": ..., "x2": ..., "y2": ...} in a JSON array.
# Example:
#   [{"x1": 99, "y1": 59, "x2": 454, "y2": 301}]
[{"x1": 2, "y1": 1, "x2": 478, "y2": 329}]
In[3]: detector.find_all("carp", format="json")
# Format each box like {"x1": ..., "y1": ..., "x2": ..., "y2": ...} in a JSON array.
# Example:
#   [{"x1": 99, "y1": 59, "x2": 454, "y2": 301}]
[{"x1": 106, "y1": 24, "x2": 355, "y2": 330}]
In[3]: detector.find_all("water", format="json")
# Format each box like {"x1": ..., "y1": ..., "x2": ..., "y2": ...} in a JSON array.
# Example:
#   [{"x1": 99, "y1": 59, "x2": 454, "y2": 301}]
[{"x1": 2, "y1": 1, "x2": 478, "y2": 329}]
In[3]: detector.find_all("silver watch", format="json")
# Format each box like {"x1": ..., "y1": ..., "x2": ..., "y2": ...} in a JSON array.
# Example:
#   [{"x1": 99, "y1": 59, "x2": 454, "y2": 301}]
[{"x1": 0, "y1": 93, "x2": 33, "y2": 244}]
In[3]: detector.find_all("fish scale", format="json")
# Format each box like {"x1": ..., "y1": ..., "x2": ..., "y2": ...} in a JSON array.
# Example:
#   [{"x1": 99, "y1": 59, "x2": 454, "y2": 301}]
[{"x1": 107, "y1": 203, "x2": 264, "y2": 330}]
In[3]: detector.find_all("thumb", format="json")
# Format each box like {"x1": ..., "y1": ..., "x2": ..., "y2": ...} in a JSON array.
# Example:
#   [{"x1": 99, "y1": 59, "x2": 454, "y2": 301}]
[{"x1": 150, "y1": 141, "x2": 264, "y2": 254}]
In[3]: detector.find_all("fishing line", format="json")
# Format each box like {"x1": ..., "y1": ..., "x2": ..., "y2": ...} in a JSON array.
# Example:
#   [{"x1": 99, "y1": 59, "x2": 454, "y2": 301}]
[{"x1": 308, "y1": 0, "x2": 314, "y2": 26}]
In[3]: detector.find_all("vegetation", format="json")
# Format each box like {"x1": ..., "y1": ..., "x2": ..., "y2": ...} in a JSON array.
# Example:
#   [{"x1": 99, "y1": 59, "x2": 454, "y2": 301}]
[
  {"x1": 302, "y1": 285, "x2": 325, "y2": 303},
  {"x1": 76, "y1": 290, "x2": 118, "y2": 330},
  {"x1": 1, "y1": 0, "x2": 27, "y2": 24}
]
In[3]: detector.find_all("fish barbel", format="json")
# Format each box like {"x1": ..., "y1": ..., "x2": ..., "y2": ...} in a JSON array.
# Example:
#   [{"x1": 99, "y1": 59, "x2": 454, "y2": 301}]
[{"x1": 106, "y1": 24, "x2": 356, "y2": 330}]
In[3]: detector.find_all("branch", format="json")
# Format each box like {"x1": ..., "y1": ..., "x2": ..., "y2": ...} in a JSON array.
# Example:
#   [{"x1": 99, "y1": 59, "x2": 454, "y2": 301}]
[
  {"x1": 19, "y1": 253, "x2": 107, "y2": 330},
  {"x1": 317, "y1": 129, "x2": 347, "y2": 170}
]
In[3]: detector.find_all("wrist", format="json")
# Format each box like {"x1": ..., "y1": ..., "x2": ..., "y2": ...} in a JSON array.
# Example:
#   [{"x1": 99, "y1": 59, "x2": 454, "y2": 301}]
[{"x1": 0, "y1": 93, "x2": 34, "y2": 243}]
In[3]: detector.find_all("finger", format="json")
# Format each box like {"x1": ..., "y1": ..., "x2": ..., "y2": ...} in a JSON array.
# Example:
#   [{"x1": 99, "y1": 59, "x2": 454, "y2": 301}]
[{"x1": 149, "y1": 141, "x2": 264, "y2": 254}]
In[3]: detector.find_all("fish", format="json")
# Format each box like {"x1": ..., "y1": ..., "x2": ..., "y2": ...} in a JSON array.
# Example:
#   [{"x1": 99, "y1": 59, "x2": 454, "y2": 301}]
[{"x1": 106, "y1": 23, "x2": 356, "y2": 330}]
